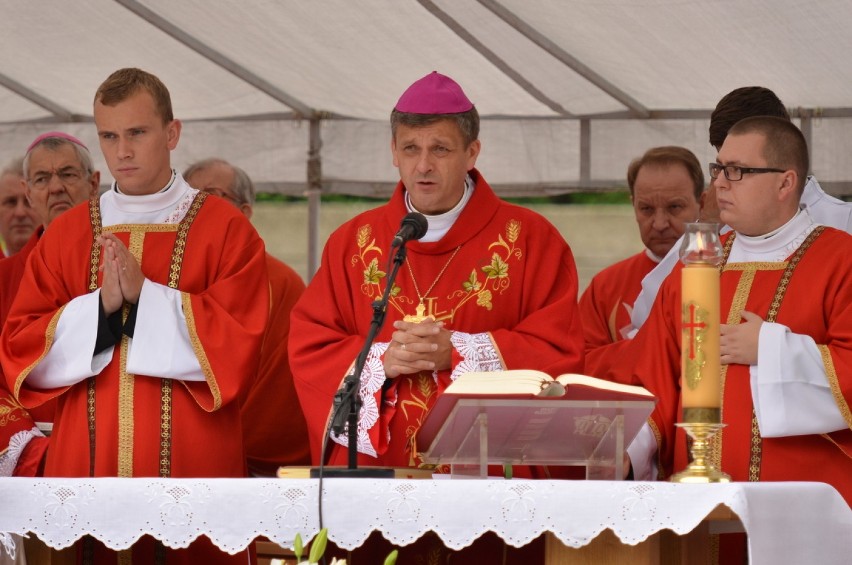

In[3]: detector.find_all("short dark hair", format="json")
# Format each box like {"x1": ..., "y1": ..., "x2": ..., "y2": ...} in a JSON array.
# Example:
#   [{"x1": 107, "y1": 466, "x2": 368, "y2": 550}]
[
  {"x1": 95, "y1": 67, "x2": 174, "y2": 124},
  {"x1": 626, "y1": 146, "x2": 704, "y2": 200},
  {"x1": 709, "y1": 87, "x2": 789, "y2": 150},
  {"x1": 728, "y1": 116, "x2": 809, "y2": 193},
  {"x1": 390, "y1": 107, "x2": 480, "y2": 148}
]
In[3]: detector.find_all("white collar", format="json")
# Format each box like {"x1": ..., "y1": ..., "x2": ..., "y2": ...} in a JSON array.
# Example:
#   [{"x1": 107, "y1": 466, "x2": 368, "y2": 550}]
[
  {"x1": 729, "y1": 209, "x2": 817, "y2": 262},
  {"x1": 406, "y1": 175, "x2": 475, "y2": 243},
  {"x1": 109, "y1": 170, "x2": 185, "y2": 213}
]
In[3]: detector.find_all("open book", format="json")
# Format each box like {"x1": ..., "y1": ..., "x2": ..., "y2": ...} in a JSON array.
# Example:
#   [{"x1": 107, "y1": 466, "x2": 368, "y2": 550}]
[
  {"x1": 441, "y1": 370, "x2": 653, "y2": 401},
  {"x1": 416, "y1": 370, "x2": 655, "y2": 468}
]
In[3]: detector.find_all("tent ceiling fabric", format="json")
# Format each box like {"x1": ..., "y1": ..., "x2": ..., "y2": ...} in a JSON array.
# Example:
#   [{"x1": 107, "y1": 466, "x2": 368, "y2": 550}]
[{"x1": 0, "y1": 0, "x2": 850, "y2": 197}]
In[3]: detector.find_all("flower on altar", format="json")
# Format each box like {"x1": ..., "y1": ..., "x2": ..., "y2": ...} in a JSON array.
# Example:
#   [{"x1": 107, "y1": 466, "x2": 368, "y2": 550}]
[{"x1": 277, "y1": 528, "x2": 397, "y2": 565}]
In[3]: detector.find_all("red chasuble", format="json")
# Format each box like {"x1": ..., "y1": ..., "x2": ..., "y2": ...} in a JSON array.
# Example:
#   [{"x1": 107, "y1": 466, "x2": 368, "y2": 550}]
[
  {"x1": 291, "y1": 169, "x2": 585, "y2": 468},
  {"x1": 625, "y1": 228, "x2": 852, "y2": 502},
  {"x1": 239, "y1": 253, "x2": 311, "y2": 476},
  {"x1": 0, "y1": 229, "x2": 50, "y2": 476},
  {"x1": 1, "y1": 192, "x2": 268, "y2": 481},
  {"x1": 579, "y1": 250, "x2": 656, "y2": 351}
]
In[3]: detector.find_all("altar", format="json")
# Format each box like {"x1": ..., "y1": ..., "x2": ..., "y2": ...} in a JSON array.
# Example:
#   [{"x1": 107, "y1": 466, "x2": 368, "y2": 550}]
[{"x1": 1, "y1": 478, "x2": 850, "y2": 564}]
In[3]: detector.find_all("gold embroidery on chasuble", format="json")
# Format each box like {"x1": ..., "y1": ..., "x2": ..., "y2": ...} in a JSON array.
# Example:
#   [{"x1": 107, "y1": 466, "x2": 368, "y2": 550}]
[
  {"x1": 352, "y1": 219, "x2": 525, "y2": 464},
  {"x1": 0, "y1": 396, "x2": 25, "y2": 428},
  {"x1": 353, "y1": 219, "x2": 524, "y2": 323},
  {"x1": 399, "y1": 373, "x2": 438, "y2": 466}
]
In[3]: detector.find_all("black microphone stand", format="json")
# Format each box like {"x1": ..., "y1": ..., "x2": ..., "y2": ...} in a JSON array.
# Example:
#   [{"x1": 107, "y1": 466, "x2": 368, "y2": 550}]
[{"x1": 312, "y1": 243, "x2": 409, "y2": 479}]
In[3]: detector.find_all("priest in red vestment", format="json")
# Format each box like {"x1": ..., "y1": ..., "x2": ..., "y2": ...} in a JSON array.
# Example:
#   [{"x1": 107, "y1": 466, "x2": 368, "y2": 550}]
[
  {"x1": 580, "y1": 146, "x2": 701, "y2": 360},
  {"x1": 1, "y1": 69, "x2": 267, "y2": 564},
  {"x1": 622, "y1": 117, "x2": 852, "y2": 507},
  {"x1": 0, "y1": 132, "x2": 100, "y2": 478},
  {"x1": 184, "y1": 157, "x2": 311, "y2": 476}
]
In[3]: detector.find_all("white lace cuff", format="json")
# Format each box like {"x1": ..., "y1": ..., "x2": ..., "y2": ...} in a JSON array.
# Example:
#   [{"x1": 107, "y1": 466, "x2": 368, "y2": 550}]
[
  {"x1": 449, "y1": 331, "x2": 505, "y2": 381},
  {"x1": 0, "y1": 426, "x2": 44, "y2": 477},
  {"x1": 329, "y1": 342, "x2": 390, "y2": 458}
]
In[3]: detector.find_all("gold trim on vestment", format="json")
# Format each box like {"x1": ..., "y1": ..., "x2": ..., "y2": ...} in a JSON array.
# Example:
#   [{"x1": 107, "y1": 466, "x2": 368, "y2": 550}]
[
  {"x1": 715, "y1": 227, "x2": 825, "y2": 482},
  {"x1": 820, "y1": 344, "x2": 852, "y2": 429},
  {"x1": 648, "y1": 417, "x2": 665, "y2": 480},
  {"x1": 15, "y1": 306, "x2": 66, "y2": 399},
  {"x1": 116, "y1": 231, "x2": 146, "y2": 478},
  {"x1": 181, "y1": 292, "x2": 221, "y2": 411},
  {"x1": 87, "y1": 198, "x2": 103, "y2": 477},
  {"x1": 103, "y1": 223, "x2": 179, "y2": 234},
  {"x1": 172, "y1": 193, "x2": 221, "y2": 412},
  {"x1": 117, "y1": 330, "x2": 134, "y2": 477},
  {"x1": 714, "y1": 267, "x2": 759, "y2": 470},
  {"x1": 88, "y1": 197, "x2": 102, "y2": 292},
  {"x1": 820, "y1": 433, "x2": 852, "y2": 461},
  {"x1": 159, "y1": 377, "x2": 173, "y2": 478}
]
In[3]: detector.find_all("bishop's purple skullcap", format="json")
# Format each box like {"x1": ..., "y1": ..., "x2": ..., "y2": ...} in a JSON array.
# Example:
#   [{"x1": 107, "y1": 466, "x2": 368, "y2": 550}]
[
  {"x1": 394, "y1": 71, "x2": 474, "y2": 114},
  {"x1": 26, "y1": 131, "x2": 88, "y2": 154}
]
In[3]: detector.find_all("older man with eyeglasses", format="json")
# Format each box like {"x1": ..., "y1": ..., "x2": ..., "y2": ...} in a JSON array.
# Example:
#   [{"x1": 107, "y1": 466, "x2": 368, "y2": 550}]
[{"x1": 0, "y1": 132, "x2": 100, "y2": 480}]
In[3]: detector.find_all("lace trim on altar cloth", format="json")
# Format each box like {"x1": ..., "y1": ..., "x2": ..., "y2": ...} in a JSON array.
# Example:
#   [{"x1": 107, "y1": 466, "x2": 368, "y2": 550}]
[
  {"x1": 329, "y1": 342, "x2": 389, "y2": 458},
  {"x1": 0, "y1": 478, "x2": 848, "y2": 562},
  {"x1": 0, "y1": 426, "x2": 43, "y2": 478},
  {"x1": 449, "y1": 331, "x2": 504, "y2": 380}
]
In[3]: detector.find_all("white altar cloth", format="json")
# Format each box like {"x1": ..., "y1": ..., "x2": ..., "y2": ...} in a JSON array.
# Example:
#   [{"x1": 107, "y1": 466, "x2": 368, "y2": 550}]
[{"x1": 0, "y1": 478, "x2": 850, "y2": 563}]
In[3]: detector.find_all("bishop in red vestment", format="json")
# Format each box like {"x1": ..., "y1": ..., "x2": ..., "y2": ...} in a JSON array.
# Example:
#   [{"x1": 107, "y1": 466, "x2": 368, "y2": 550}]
[{"x1": 291, "y1": 73, "x2": 584, "y2": 472}]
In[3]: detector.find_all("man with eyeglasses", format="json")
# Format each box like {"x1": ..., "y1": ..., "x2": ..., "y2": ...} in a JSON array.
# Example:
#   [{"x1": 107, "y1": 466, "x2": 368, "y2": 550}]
[
  {"x1": 627, "y1": 86, "x2": 852, "y2": 337},
  {"x1": 0, "y1": 133, "x2": 100, "y2": 482},
  {"x1": 622, "y1": 116, "x2": 852, "y2": 509},
  {"x1": 183, "y1": 158, "x2": 311, "y2": 477},
  {"x1": 0, "y1": 158, "x2": 39, "y2": 258}
]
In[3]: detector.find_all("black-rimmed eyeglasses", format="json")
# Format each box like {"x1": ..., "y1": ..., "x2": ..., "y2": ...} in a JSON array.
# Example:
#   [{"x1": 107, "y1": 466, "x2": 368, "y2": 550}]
[{"x1": 708, "y1": 163, "x2": 786, "y2": 182}]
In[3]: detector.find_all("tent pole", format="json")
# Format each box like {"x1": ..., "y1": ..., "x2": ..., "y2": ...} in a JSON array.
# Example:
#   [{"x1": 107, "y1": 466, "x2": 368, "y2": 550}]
[{"x1": 307, "y1": 116, "x2": 323, "y2": 279}]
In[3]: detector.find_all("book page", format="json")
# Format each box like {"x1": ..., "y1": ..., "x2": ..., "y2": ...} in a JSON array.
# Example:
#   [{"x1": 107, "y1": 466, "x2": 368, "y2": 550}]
[
  {"x1": 555, "y1": 373, "x2": 652, "y2": 398},
  {"x1": 445, "y1": 370, "x2": 554, "y2": 395}
]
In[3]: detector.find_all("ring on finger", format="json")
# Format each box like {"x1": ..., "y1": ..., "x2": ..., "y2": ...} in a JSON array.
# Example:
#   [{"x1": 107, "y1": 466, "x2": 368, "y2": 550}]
[{"x1": 401, "y1": 343, "x2": 407, "y2": 351}]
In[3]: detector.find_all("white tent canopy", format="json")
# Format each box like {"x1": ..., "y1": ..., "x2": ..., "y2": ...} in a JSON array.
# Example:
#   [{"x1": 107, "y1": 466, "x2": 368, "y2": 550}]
[{"x1": 2, "y1": 0, "x2": 851, "y2": 269}]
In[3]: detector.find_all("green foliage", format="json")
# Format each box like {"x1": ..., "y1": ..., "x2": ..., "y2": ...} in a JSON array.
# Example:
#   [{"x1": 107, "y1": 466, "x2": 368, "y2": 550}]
[
  {"x1": 308, "y1": 528, "x2": 328, "y2": 564},
  {"x1": 384, "y1": 549, "x2": 399, "y2": 565},
  {"x1": 293, "y1": 533, "x2": 304, "y2": 562}
]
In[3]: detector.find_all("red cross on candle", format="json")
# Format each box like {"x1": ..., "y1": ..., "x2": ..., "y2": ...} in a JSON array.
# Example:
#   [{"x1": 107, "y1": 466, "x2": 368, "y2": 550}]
[{"x1": 683, "y1": 302, "x2": 706, "y2": 361}]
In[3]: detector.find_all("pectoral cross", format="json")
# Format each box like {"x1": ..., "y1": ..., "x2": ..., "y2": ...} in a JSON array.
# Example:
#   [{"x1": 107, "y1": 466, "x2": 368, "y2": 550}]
[{"x1": 403, "y1": 298, "x2": 454, "y2": 323}]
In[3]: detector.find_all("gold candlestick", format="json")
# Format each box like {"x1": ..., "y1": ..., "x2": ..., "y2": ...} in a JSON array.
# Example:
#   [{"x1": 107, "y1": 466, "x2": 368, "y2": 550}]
[{"x1": 672, "y1": 223, "x2": 730, "y2": 483}]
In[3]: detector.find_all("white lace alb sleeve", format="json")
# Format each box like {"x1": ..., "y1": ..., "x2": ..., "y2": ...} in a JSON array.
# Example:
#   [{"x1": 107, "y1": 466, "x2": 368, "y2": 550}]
[
  {"x1": 449, "y1": 331, "x2": 505, "y2": 381},
  {"x1": 330, "y1": 341, "x2": 390, "y2": 458}
]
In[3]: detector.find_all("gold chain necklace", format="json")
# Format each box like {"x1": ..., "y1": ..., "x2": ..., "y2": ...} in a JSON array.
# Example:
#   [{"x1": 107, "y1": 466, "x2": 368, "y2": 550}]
[{"x1": 403, "y1": 245, "x2": 462, "y2": 322}]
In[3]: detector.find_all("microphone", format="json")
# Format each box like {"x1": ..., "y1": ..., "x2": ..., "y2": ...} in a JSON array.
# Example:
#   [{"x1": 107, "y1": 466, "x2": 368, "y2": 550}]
[{"x1": 391, "y1": 212, "x2": 428, "y2": 247}]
